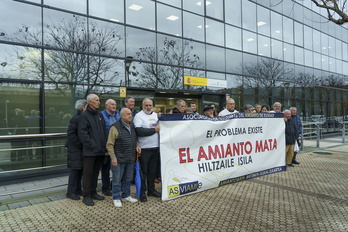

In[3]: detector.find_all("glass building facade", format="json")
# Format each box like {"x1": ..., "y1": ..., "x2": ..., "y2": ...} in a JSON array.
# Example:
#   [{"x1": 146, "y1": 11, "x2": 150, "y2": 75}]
[{"x1": 1, "y1": 0, "x2": 348, "y2": 180}]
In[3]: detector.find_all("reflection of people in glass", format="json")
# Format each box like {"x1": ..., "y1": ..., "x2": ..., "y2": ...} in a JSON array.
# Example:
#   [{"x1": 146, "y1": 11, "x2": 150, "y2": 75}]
[
  {"x1": 25, "y1": 109, "x2": 41, "y2": 160},
  {"x1": 45, "y1": 107, "x2": 61, "y2": 158},
  {"x1": 10, "y1": 109, "x2": 27, "y2": 161},
  {"x1": 66, "y1": 99, "x2": 87, "y2": 200}
]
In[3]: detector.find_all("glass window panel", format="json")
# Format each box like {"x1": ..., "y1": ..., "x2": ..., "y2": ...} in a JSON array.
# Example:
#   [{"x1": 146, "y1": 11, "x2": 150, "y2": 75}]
[
  {"x1": 44, "y1": 0, "x2": 87, "y2": 14},
  {"x1": 242, "y1": 0, "x2": 256, "y2": 32},
  {"x1": 0, "y1": 44, "x2": 41, "y2": 81},
  {"x1": 183, "y1": 0, "x2": 204, "y2": 15},
  {"x1": 89, "y1": 19, "x2": 125, "y2": 57},
  {"x1": 157, "y1": 0, "x2": 181, "y2": 7},
  {"x1": 226, "y1": 49, "x2": 243, "y2": 74},
  {"x1": 321, "y1": 33, "x2": 329, "y2": 56},
  {"x1": 313, "y1": 52, "x2": 321, "y2": 69},
  {"x1": 44, "y1": 50, "x2": 87, "y2": 84},
  {"x1": 282, "y1": 0, "x2": 294, "y2": 18},
  {"x1": 283, "y1": 43, "x2": 294, "y2": 63},
  {"x1": 304, "y1": 49, "x2": 313, "y2": 67},
  {"x1": 269, "y1": 0, "x2": 282, "y2": 14},
  {"x1": 43, "y1": 9, "x2": 87, "y2": 51},
  {"x1": 89, "y1": 0, "x2": 124, "y2": 23},
  {"x1": 157, "y1": 35, "x2": 183, "y2": 65},
  {"x1": 329, "y1": 36, "x2": 336, "y2": 57},
  {"x1": 206, "y1": 45, "x2": 225, "y2": 72},
  {"x1": 257, "y1": 5, "x2": 270, "y2": 36},
  {"x1": 225, "y1": 0, "x2": 241, "y2": 27},
  {"x1": 271, "y1": 39, "x2": 283, "y2": 60},
  {"x1": 329, "y1": 57, "x2": 336, "y2": 72},
  {"x1": 303, "y1": 7, "x2": 313, "y2": 28},
  {"x1": 225, "y1": 25, "x2": 242, "y2": 50},
  {"x1": 183, "y1": 12, "x2": 204, "y2": 41},
  {"x1": 157, "y1": 4, "x2": 182, "y2": 36},
  {"x1": 243, "y1": 31, "x2": 257, "y2": 54},
  {"x1": 258, "y1": 35, "x2": 270, "y2": 57},
  {"x1": 127, "y1": 27, "x2": 156, "y2": 61},
  {"x1": 0, "y1": 1, "x2": 42, "y2": 44},
  {"x1": 125, "y1": 61, "x2": 157, "y2": 88},
  {"x1": 206, "y1": 19, "x2": 224, "y2": 46},
  {"x1": 336, "y1": 59, "x2": 342, "y2": 74},
  {"x1": 183, "y1": 40, "x2": 206, "y2": 69},
  {"x1": 206, "y1": 0, "x2": 223, "y2": 21},
  {"x1": 293, "y1": 3, "x2": 304, "y2": 23},
  {"x1": 312, "y1": 29, "x2": 321, "y2": 53},
  {"x1": 294, "y1": 22, "x2": 303, "y2": 47},
  {"x1": 157, "y1": 65, "x2": 183, "y2": 89},
  {"x1": 321, "y1": 54, "x2": 328, "y2": 71},
  {"x1": 303, "y1": 26, "x2": 312, "y2": 50},
  {"x1": 343, "y1": 61, "x2": 348, "y2": 75},
  {"x1": 283, "y1": 17, "x2": 293, "y2": 44},
  {"x1": 343, "y1": 43, "x2": 348, "y2": 61},
  {"x1": 126, "y1": 0, "x2": 155, "y2": 30},
  {"x1": 271, "y1": 11, "x2": 282, "y2": 40},
  {"x1": 312, "y1": 12, "x2": 322, "y2": 31},
  {"x1": 242, "y1": 53, "x2": 258, "y2": 74},
  {"x1": 336, "y1": 40, "x2": 342, "y2": 59},
  {"x1": 206, "y1": 72, "x2": 226, "y2": 92}
]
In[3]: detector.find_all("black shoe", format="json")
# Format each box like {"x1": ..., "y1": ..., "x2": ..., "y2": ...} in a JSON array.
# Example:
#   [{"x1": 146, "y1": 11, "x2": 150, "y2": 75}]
[
  {"x1": 91, "y1": 193, "x2": 105, "y2": 200},
  {"x1": 140, "y1": 193, "x2": 147, "y2": 202},
  {"x1": 287, "y1": 164, "x2": 294, "y2": 167},
  {"x1": 82, "y1": 197, "x2": 94, "y2": 206},
  {"x1": 66, "y1": 193, "x2": 80, "y2": 200},
  {"x1": 292, "y1": 159, "x2": 300, "y2": 165},
  {"x1": 148, "y1": 190, "x2": 161, "y2": 198},
  {"x1": 102, "y1": 189, "x2": 112, "y2": 196}
]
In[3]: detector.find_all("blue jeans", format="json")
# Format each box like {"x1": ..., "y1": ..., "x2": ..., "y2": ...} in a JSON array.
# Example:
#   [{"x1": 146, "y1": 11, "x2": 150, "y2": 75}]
[{"x1": 111, "y1": 162, "x2": 134, "y2": 200}]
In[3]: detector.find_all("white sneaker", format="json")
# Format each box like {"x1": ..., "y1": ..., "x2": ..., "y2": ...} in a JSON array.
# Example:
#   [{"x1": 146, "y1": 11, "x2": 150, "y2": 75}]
[
  {"x1": 122, "y1": 196, "x2": 138, "y2": 203},
  {"x1": 113, "y1": 200, "x2": 122, "y2": 207}
]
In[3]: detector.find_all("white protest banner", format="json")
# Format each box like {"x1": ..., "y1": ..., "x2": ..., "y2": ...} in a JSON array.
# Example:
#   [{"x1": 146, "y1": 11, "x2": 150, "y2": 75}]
[{"x1": 159, "y1": 113, "x2": 286, "y2": 201}]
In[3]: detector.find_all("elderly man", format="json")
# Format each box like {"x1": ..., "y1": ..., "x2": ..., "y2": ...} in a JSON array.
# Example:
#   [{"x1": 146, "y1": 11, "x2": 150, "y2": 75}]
[
  {"x1": 218, "y1": 98, "x2": 239, "y2": 116},
  {"x1": 78, "y1": 94, "x2": 107, "y2": 206},
  {"x1": 172, "y1": 99, "x2": 186, "y2": 114},
  {"x1": 284, "y1": 110, "x2": 298, "y2": 167},
  {"x1": 133, "y1": 98, "x2": 161, "y2": 202},
  {"x1": 100, "y1": 99, "x2": 120, "y2": 196},
  {"x1": 106, "y1": 108, "x2": 140, "y2": 207},
  {"x1": 203, "y1": 106, "x2": 214, "y2": 118},
  {"x1": 270, "y1": 102, "x2": 282, "y2": 113},
  {"x1": 290, "y1": 106, "x2": 302, "y2": 164}
]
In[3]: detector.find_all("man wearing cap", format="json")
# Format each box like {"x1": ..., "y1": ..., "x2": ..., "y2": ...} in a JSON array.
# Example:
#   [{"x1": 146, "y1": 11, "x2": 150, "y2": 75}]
[{"x1": 203, "y1": 106, "x2": 214, "y2": 118}]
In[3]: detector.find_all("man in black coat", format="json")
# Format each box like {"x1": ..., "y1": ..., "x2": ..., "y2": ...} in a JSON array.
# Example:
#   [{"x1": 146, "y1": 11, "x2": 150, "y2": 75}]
[
  {"x1": 66, "y1": 99, "x2": 87, "y2": 200},
  {"x1": 284, "y1": 110, "x2": 298, "y2": 167},
  {"x1": 78, "y1": 94, "x2": 108, "y2": 206}
]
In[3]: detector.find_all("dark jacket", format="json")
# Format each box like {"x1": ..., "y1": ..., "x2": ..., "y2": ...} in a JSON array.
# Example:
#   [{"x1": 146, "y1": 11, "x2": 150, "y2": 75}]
[
  {"x1": 291, "y1": 114, "x2": 302, "y2": 137},
  {"x1": 78, "y1": 105, "x2": 107, "y2": 156},
  {"x1": 113, "y1": 120, "x2": 137, "y2": 164},
  {"x1": 285, "y1": 118, "x2": 298, "y2": 145},
  {"x1": 172, "y1": 107, "x2": 183, "y2": 114},
  {"x1": 66, "y1": 110, "x2": 83, "y2": 169}
]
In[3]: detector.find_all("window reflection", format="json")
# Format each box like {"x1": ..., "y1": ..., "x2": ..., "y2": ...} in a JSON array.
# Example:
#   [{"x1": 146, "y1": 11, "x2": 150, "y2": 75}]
[
  {"x1": 0, "y1": 44, "x2": 41, "y2": 81},
  {"x1": 206, "y1": 0, "x2": 223, "y2": 21},
  {"x1": 184, "y1": 40, "x2": 206, "y2": 69},
  {"x1": 126, "y1": 0, "x2": 155, "y2": 30},
  {"x1": 183, "y1": 0, "x2": 204, "y2": 15},
  {"x1": 271, "y1": 12, "x2": 282, "y2": 40},
  {"x1": 294, "y1": 22, "x2": 303, "y2": 47},
  {"x1": 226, "y1": 49, "x2": 242, "y2": 74},
  {"x1": 206, "y1": 45, "x2": 225, "y2": 72},
  {"x1": 157, "y1": 0, "x2": 181, "y2": 7},
  {"x1": 271, "y1": 39, "x2": 283, "y2": 60},
  {"x1": 283, "y1": 17, "x2": 294, "y2": 44},
  {"x1": 0, "y1": 1, "x2": 42, "y2": 44},
  {"x1": 294, "y1": 46, "x2": 304, "y2": 65},
  {"x1": 157, "y1": 4, "x2": 182, "y2": 36},
  {"x1": 257, "y1": 5, "x2": 270, "y2": 36},
  {"x1": 89, "y1": 0, "x2": 124, "y2": 23},
  {"x1": 206, "y1": 19, "x2": 224, "y2": 46},
  {"x1": 183, "y1": 12, "x2": 204, "y2": 41},
  {"x1": 304, "y1": 49, "x2": 313, "y2": 67},
  {"x1": 283, "y1": 43, "x2": 294, "y2": 63},
  {"x1": 243, "y1": 31, "x2": 257, "y2": 54},
  {"x1": 44, "y1": 0, "x2": 87, "y2": 14},
  {"x1": 225, "y1": 0, "x2": 241, "y2": 26},
  {"x1": 242, "y1": 0, "x2": 256, "y2": 32},
  {"x1": 127, "y1": 27, "x2": 156, "y2": 61},
  {"x1": 258, "y1": 35, "x2": 270, "y2": 57},
  {"x1": 225, "y1": 25, "x2": 242, "y2": 50}
]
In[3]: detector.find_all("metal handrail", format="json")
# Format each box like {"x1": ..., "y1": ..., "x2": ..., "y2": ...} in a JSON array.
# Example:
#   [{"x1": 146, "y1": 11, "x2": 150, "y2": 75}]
[
  {"x1": 0, "y1": 164, "x2": 66, "y2": 174},
  {"x1": 0, "y1": 133, "x2": 66, "y2": 139}
]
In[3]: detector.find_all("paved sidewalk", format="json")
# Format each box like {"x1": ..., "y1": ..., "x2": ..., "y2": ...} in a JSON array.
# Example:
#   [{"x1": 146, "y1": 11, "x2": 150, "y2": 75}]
[{"x1": 0, "y1": 137, "x2": 347, "y2": 231}]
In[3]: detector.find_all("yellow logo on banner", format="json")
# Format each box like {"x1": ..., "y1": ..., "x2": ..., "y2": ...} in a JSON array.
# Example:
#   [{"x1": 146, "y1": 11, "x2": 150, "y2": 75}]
[
  {"x1": 167, "y1": 185, "x2": 180, "y2": 198},
  {"x1": 120, "y1": 87, "x2": 126, "y2": 97},
  {"x1": 184, "y1": 76, "x2": 207, "y2": 86}
]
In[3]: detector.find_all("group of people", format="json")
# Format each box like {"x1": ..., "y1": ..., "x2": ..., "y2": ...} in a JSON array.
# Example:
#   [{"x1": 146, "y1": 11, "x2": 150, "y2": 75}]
[
  {"x1": 66, "y1": 95, "x2": 302, "y2": 207},
  {"x1": 66, "y1": 95, "x2": 161, "y2": 207}
]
